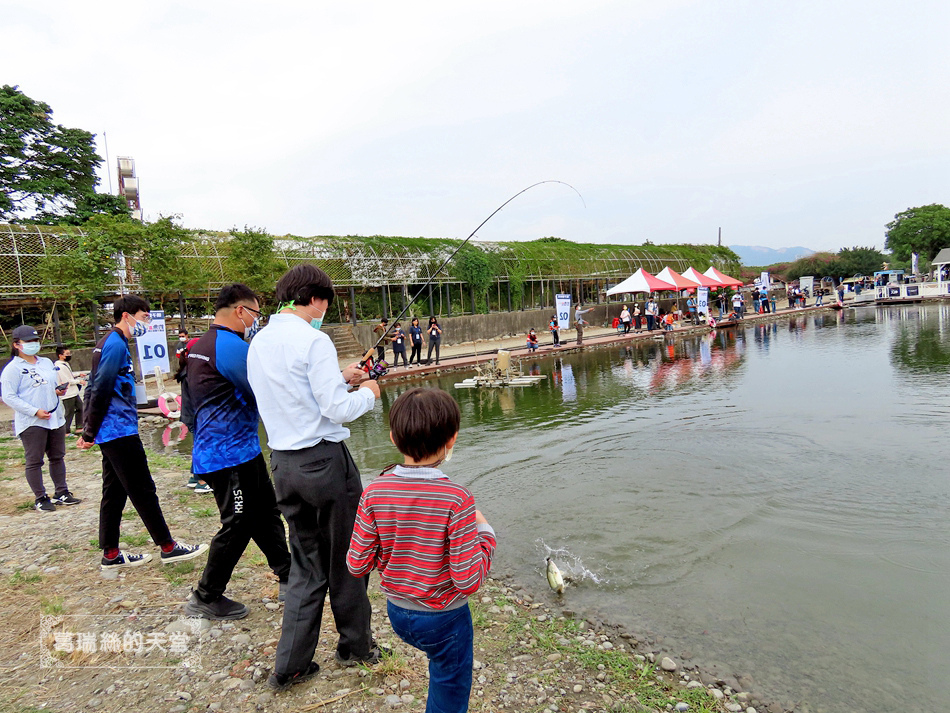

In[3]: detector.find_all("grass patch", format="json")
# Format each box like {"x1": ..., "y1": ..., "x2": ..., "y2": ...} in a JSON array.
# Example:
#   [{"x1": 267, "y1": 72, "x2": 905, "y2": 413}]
[
  {"x1": 88, "y1": 538, "x2": 100, "y2": 549},
  {"x1": 119, "y1": 533, "x2": 150, "y2": 547},
  {"x1": 0, "y1": 475, "x2": 13, "y2": 481},
  {"x1": 162, "y1": 561, "x2": 197, "y2": 586},
  {"x1": 148, "y1": 453, "x2": 189, "y2": 471},
  {"x1": 189, "y1": 506, "x2": 216, "y2": 518},
  {"x1": 9, "y1": 570, "x2": 42, "y2": 587},
  {"x1": 15, "y1": 501, "x2": 34, "y2": 511},
  {"x1": 41, "y1": 596, "x2": 64, "y2": 614},
  {"x1": 177, "y1": 494, "x2": 191, "y2": 505},
  {"x1": 50, "y1": 542, "x2": 73, "y2": 551}
]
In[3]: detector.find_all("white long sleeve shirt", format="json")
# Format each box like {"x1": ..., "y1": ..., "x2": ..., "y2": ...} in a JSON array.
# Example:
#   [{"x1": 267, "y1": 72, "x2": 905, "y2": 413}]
[
  {"x1": 1, "y1": 356, "x2": 66, "y2": 435},
  {"x1": 247, "y1": 313, "x2": 376, "y2": 451}
]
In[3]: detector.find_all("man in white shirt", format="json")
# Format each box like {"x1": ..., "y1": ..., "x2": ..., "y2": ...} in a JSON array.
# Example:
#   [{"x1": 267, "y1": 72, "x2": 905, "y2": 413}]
[
  {"x1": 247, "y1": 264, "x2": 381, "y2": 691},
  {"x1": 732, "y1": 291, "x2": 744, "y2": 319}
]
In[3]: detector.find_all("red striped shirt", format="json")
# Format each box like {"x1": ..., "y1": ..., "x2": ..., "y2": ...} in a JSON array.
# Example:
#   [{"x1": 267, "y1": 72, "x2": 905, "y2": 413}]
[{"x1": 347, "y1": 468, "x2": 496, "y2": 610}]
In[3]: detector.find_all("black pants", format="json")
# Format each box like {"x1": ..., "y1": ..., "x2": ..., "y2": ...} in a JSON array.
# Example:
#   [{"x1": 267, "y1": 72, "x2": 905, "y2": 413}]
[
  {"x1": 408, "y1": 343, "x2": 422, "y2": 364},
  {"x1": 634, "y1": 316, "x2": 642, "y2": 330},
  {"x1": 98, "y1": 435, "x2": 172, "y2": 550},
  {"x1": 62, "y1": 396, "x2": 83, "y2": 432},
  {"x1": 375, "y1": 345, "x2": 386, "y2": 364},
  {"x1": 391, "y1": 348, "x2": 407, "y2": 367},
  {"x1": 622, "y1": 321, "x2": 630, "y2": 334},
  {"x1": 427, "y1": 339, "x2": 441, "y2": 364},
  {"x1": 271, "y1": 440, "x2": 372, "y2": 675},
  {"x1": 195, "y1": 453, "x2": 291, "y2": 602},
  {"x1": 551, "y1": 330, "x2": 559, "y2": 346},
  {"x1": 20, "y1": 424, "x2": 67, "y2": 499}
]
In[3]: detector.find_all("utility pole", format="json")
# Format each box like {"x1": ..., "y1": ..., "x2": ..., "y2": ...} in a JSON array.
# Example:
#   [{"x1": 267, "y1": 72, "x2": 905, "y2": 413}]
[{"x1": 718, "y1": 227, "x2": 722, "y2": 247}]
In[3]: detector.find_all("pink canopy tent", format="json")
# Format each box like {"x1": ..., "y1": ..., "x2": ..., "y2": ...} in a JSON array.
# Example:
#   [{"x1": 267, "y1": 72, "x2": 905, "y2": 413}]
[
  {"x1": 704, "y1": 266, "x2": 743, "y2": 288},
  {"x1": 682, "y1": 267, "x2": 723, "y2": 289},
  {"x1": 606, "y1": 268, "x2": 676, "y2": 296},
  {"x1": 655, "y1": 267, "x2": 700, "y2": 291}
]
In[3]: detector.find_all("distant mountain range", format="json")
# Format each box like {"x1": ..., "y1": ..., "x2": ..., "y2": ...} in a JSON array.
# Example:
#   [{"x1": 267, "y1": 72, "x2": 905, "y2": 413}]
[{"x1": 728, "y1": 245, "x2": 815, "y2": 266}]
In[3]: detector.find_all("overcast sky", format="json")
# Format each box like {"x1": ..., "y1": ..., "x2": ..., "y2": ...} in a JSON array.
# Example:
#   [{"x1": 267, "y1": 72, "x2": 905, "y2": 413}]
[{"x1": 4, "y1": 0, "x2": 948, "y2": 252}]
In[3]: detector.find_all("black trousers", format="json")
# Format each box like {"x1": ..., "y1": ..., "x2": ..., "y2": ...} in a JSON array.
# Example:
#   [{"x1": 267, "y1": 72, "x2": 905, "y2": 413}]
[
  {"x1": 426, "y1": 339, "x2": 441, "y2": 363},
  {"x1": 195, "y1": 453, "x2": 291, "y2": 602},
  {"x1": 408, "y1": 344, "x2": 422, "y2": 364},
  {"x1": 271, "y1": 440, "x2": 372, "y2": 675},
  {"x1": 62, "y1": 396, "x2": 83, "y2": 432},
  {"x1": 551, "y1": 330, "x2": 559, "y2": 346},
  {"x1": 20, "y1": 424, "x2": 67, "y2": 499},
  {"x1": 375, "y1": 345, "x2": 386, "y2": 364},
  {"x1": 391, "y1": 348, "x2": 407, "y2": 367},
  {"x1": 98, "y1": 435, "x2": 172, "y2": 550}
]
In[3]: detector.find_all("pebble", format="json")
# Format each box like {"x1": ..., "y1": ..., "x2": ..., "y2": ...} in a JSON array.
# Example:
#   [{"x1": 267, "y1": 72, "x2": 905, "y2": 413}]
[
  {"x1": 256, "y1": 693, "x2": 273, "y2": 705},
  {"x1": 660, "y1": 656, "x2": 678, "y2": 672},
  {"x1": 572, "y1": 684, "x2": 583, "y2": 693},
  {"x1": 746, "y1": 708, "x2": 757, "y2": 713},
  {"x1": 87, "y1": 698, "x2": 102, "y2": 708},
  {"x1": 399, "y1": 679, "x2": 410, "y2": 690},
  {"x1": 725, "y1": 704, "x2": 743, "y2": 713},
  {"x1": 265, "y1": 602, "x2": 280, "y2": 611},
  {"x1": 675, "y1": 703, "x2": 690, "y2": 712},
  {"x1": 709, "y1": 688, "x2": 724, "y2": 700},
  {"x1": 169, "y1": 707, "x2": 186, "y2": 713},
  {"x1": 222, "y1": 678, "x2": 242, "y2": 690},
  {"x1": 174, "y1": 691, "x2": 192, "y2": 700},
  {"x1": 100, "y1": 568, "x2": 119, "y2": 580},
  {"x1": 209, "y1": 673, "x2": 228, "y2": 682},
  {"x1": 232, "y1": 634, "x2": 251, "y2": 645},
  {"x1": 400, "y1": 694, "x2": 415, "y2": 704},
  {"x1": 546, "y1": 653, "x2": 562, "y2": 662},
  {"x1": 384, "y1": 694, "x2": 402, "y2": 707}
]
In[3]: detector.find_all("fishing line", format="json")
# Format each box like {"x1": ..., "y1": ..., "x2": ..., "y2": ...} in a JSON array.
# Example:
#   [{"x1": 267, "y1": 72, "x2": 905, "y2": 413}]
[{"x1": 359, "y1": 180, "x2": 586, "y2": 371}]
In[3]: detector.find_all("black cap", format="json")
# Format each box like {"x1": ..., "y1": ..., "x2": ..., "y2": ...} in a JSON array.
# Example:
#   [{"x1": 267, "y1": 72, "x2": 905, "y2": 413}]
[{"x1": 12, "y1": 325, "x2": 39, "y2": 341}]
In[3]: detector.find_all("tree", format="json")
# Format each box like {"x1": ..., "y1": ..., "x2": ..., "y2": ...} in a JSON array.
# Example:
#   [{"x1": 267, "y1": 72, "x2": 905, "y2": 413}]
[
  {"x1": 834, "y1": 246, "x2": 886, "y2": 277},
  {"x1": 225, "y1": 225, "x2": 281, "y2": 295},
  {"x1": 137, "y1": 216, "x2": 211, "y2": 305},
  {"x1": 885, "y1": 204, "x2": 950, "y2": 262},
  {"x1": 0, "y1": 84, "x2": 128, "y2": 223}
]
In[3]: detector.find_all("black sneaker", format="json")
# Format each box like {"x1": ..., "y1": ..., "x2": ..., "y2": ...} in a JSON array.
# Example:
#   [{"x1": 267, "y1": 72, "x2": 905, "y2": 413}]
[
  {"x1": 334, "y1": 644, "x2": 389, "y2": 667},
  {"x1": 101, "y1": 551, "x2": 153, "y2": 569},
  {"x1": 53, "y1": 491, "x2": 82, "y2": 506},
  {"x1": 184, "y1": 592, "x2": 248, "y2": 620},
  {"x1": 267, "y1": 661, "x2": 320, "y2": 691},
  {"x1": 34, "y1": 496, "x2": 57, "y2": 513},
  {"x1": 160, "y1": 541, "x2": 210, "y2": 564}
]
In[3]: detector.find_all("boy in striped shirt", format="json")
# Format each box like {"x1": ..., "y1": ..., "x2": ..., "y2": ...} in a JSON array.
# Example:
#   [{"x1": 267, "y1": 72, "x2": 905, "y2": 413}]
[{"x1": 347, "y1": 388, "x2": 495, "y2": 713}]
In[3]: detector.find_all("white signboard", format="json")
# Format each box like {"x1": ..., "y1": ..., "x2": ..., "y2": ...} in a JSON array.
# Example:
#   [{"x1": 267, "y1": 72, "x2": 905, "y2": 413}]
[
  {"x1": 555, "y1": 293, "x2": 572, "y2": 329},
  {"x1": 135, "y1": 310, "x2": 171, "y2": 374},
  {"x1": 760, "y1": 271, "x2": 770, "y2": 290},
  {"x1": 800, "y1": 276, "x2": 814, "y2": 296},
  {"x1": 696, "y1": 287, "x2": 709, "y2": 320}
]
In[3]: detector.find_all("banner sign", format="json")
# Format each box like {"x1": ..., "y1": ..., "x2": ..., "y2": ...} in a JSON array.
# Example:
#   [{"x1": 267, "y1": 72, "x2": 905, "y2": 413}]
[
  {"x1": 555, "y1": 294, "x2": 572, "y2": 329},
  {"x1": 135, "y1": 310, "x2": 171, "y2": 375},
  {"x1": 760, "y1": 271, "x2": 770, "y2": 290},
  {"x1": 800, "y1": 276, "x2": 814, "y2": 296},
  {"x1": 697, "y1": 287, "x2": 709, "y2": 319}
]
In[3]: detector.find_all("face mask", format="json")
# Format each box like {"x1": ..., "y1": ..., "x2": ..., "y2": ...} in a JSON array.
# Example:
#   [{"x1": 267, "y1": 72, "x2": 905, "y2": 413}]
[
  {"x1": 239, "y1": 310, "x2": 261, "y2": 340},
  {"x1": 444, "y1": 445, "x2": 453, "y2": 463},
  {"x1": 63, "y1": 355, "x2": 72, "y2": 362},
  {"x1": 127, "y1": 316, "x2": 148, "y2": 338},
  {"x1": 179, "y1": 336, "x2": 188, "y2": 342},
  {"x1": 307, "y1": 306, "x2": 325, "y2": 331},
  {"x1": 20, "y1": 342, "x2": 41, "y2": 356}
]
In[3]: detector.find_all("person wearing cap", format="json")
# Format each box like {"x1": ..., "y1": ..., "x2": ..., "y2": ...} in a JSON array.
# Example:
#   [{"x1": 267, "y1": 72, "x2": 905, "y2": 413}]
[
  {"x1": 372, "y1": 317, "x2": 391, "y2": 365},
  {"x1": 1, "y1": 325, "x2": 80, "y2": 512},
  {"x1": 79, "y1": 295, "x2": 209, "y2": 570},
  {"x1": 246, "y1": 263, "x2": 382, "y2": 690}
]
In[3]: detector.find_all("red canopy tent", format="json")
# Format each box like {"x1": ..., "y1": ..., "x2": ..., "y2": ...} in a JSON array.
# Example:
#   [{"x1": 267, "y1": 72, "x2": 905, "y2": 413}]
[
  {"x1": 682, "y1": 267, "x2": 723, "y2": 289},
  {"x1": 704, "y1": 266, "x2": 743, "y2": 288}
]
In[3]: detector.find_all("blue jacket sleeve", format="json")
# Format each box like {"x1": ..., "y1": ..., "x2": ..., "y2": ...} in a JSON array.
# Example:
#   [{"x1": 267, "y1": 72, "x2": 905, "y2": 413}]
[
  {"x1": 82, "y1": 336, "x2": 126, "y2": 441},
  {"x1": 216, "y1": 333, "x2": 256, "y2": 407}
]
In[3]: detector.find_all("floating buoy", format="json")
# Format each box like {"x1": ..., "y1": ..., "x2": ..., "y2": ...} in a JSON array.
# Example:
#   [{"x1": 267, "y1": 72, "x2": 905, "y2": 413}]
[
  {"x1": 162, "y1": 421, "x2": 189, "y2": 448},
  {"x1": 158, "y1": 392, "x2": 182, "y2": 419}
]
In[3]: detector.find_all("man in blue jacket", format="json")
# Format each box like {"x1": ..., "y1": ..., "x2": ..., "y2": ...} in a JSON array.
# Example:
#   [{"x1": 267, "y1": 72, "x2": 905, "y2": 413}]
[
  {"x1": 184, "y1": 284, "x2": 291, "y2": 620},
  {"x1": 79, "y1": 295, "x2": 208, "y2": 569}
]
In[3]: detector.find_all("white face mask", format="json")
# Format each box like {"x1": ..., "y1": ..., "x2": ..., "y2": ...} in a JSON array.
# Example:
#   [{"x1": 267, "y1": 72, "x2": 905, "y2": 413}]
[
  {"x1": 238, "y1": 309, "x2": 261, "y2": 340},
  {"x1": 127, "y1": 315, "x2": 148, "y2": 338}
]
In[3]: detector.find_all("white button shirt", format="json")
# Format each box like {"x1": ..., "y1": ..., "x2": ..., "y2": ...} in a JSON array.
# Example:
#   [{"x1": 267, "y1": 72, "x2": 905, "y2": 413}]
[{"x1": 247, "y1": 313, "x2": 375, "y2": 451}]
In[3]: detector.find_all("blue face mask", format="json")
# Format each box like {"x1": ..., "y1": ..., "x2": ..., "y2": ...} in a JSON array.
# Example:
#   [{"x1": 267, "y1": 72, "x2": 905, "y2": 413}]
[
  {"x1": 278, "y1": 301, "x2": 324, "y2": 331},
  {"x1": 20, "y1": 341, "x2": 41, "y2": 356},
  {"x1": 127, "y1": 315, "x2": 148, "y2": 338}
]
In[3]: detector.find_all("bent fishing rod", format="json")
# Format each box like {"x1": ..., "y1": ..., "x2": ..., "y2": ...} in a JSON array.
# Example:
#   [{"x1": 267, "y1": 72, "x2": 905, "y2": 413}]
[{"x1": 358, "y1": 180, "x2": 585, "y2": 377}]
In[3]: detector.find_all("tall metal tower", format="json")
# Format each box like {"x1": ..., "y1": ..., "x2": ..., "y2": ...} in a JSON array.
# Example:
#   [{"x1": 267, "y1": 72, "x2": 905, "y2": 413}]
[{"x1": 116, "y1": 156, "x2": 142, "y2": 221}]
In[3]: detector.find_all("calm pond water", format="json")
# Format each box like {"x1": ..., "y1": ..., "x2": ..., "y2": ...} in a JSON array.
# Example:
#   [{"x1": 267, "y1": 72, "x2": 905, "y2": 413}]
[{"x1": 148, "y1": 304, "x2": 949, "y2": 713}]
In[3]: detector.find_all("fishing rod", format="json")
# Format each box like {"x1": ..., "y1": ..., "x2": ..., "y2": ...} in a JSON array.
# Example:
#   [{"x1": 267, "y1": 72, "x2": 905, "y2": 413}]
[{"x1": 359, "y1": 180, "x2": 585, "y2": 378}]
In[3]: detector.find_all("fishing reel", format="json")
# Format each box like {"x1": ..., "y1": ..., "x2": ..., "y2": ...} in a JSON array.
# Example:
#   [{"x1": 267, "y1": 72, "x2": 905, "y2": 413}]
[{"x1": 362, "y1": 357, "x2": 389, "y2": 380}]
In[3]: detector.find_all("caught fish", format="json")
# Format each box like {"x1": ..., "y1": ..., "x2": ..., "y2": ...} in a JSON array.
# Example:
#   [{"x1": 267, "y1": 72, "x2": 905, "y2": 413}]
[{"x1": 546, "y1": 557, "x2": 565, "y2": 594}]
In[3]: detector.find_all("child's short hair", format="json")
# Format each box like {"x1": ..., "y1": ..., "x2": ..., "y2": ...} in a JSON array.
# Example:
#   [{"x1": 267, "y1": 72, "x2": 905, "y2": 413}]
[{"x1": 389, "y1": 388, "x2": 460, "y2": 462}]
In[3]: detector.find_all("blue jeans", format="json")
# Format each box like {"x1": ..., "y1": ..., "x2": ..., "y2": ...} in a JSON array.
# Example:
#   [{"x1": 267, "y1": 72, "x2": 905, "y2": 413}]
[{"x1": 387, "y1": 601, "x2": 474, "y2": 713}]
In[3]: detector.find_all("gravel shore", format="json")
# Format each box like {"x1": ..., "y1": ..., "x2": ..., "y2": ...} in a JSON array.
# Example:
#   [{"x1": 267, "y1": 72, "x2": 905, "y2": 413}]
[{"x1": 0, "y1": 428, "x2": 789, "y2": 713}]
